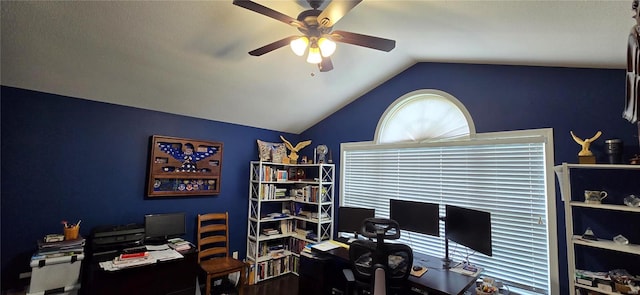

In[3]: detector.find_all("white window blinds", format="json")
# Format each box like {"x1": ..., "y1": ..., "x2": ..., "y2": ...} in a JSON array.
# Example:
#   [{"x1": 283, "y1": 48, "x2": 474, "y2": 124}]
[{"x1": 341, "y1": 130, "x2": 557, "y2": 295}]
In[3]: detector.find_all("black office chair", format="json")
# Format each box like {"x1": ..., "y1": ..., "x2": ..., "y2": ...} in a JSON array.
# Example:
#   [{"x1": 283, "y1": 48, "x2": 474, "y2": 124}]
[{"x1": 343, "y1": 218, "x2": 413, "y2": 295}]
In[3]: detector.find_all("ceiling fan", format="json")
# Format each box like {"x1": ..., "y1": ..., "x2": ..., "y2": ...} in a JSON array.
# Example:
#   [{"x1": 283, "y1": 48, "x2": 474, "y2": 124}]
[{"x1": 232, "y1": 0, "x2": 396, "y2": 72}]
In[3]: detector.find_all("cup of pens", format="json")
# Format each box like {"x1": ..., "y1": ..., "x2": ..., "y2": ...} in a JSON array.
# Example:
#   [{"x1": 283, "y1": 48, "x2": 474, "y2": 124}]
[{"x1": 62, "y1": 220, "x2": 81, "y2": 240}]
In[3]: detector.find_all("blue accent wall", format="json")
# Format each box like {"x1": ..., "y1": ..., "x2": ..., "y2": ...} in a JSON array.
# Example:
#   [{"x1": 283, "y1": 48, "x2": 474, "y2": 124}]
[
  {"x1": 301, "y1": 62, "x2": 639, "y2": 294},
  {"x1": 2, "y1": 62, "x2": 638, "y2": 293},
  {"x1": 0, "y1": 86, "x2": 297, "y2": 289}
]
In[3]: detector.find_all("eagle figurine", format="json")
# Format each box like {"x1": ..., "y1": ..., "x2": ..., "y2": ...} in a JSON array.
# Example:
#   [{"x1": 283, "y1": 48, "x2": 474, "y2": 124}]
[{"x1": 280, "y1": 135, "x2": 311, "y2": 163}]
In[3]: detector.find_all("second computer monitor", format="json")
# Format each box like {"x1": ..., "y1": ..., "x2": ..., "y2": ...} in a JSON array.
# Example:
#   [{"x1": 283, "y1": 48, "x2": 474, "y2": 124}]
[
  {"x1": 390, "y1": 199, "x2": 440, "y2": 237},
  {"x1": 337, "y1": 206, "x2": 375, "y2": 235},
  {"x1": 445, "y1": 204, "x2": 492, "y2": 257}
]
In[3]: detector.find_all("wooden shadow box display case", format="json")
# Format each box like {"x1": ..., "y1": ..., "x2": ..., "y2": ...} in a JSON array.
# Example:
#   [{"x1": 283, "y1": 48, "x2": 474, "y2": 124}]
[{"x1": 147, "y1": 135, "x2": 223, "y2": 197}]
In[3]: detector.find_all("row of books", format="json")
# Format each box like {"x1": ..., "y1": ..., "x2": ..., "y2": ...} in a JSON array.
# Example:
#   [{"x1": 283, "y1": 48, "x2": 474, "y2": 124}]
[
  {"x1": 291, "y1": 185, "x2": 328, "y2": 203},
  {"x1": 257, "y1": 242, "x2": 288, "y2": 258},
  {"x1": 257, "y1": 220, "x2": 317, "y2": 240},
  {"x1": 254, "y1": 254, "x2": 295, "y2": 281},
  {"x1": 257, "y1": 166, "x2": 289, "y2": 182},
  {"x1": 258, "y1": 184, "x2": 288, "y2": 200},
  {"x1": 246, "y1": 256, "x2": 300, "y2": 285},
  {"x1": 261, "y1": 219, "x2": 299, "y2": 237}
]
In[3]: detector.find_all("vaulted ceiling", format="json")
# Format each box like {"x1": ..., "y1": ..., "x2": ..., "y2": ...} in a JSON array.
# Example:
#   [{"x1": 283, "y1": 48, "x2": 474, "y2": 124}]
[{"x1": 1, "y1": 1, "x2": 634, "y2": 133}]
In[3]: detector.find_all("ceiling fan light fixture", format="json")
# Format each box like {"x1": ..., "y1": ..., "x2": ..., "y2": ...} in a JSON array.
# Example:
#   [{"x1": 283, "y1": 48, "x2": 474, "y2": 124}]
[
  {"x1": 318, "y1": 37, "x2": 336, "y2": 57},
  {"x1": 306, "y1": 46, "x2": 322, "y2": 64},
  {"x1": 290, "y1": 36, "x2": 309, "y2": 56}
]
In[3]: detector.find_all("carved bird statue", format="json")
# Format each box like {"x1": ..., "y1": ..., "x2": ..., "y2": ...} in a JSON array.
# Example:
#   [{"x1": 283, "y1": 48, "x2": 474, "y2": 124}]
[
  {"x1": 280, "y1": 135, "x2": 312, "y2": 163},
  {"x1": 570, "y1": 130, "x2": 602, "y2": 156}
]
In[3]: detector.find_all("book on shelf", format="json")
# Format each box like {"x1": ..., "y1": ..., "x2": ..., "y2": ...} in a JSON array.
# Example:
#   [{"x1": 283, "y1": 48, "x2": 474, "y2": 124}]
[
  {"x1": 280, "y1": 220, "x2": 294, "y2": 234},
  {"x1": 302, "y1": 243, "x2": 313, "y2": 253},
  {"x1": 262, "y1": 228, "x2": 280, "y2": 236},
  {"x1": 295, "y1": 228, "x2": 311, "y2": 236},
  {"x1": 261, "y1": 212, "x2": 288, "y2": 220},
  {"x1": 310, "y1": 212, "x2": 330, "y2": 220},
  {"x1": 274, "y1": 188, "x2": 287, "y2": 198},
  {"x1": 270, "y1": 250, "x2": 286, "y2": 258},
  {"x1": 276, "y1": 170, "x2": 288, "y2": 182}
]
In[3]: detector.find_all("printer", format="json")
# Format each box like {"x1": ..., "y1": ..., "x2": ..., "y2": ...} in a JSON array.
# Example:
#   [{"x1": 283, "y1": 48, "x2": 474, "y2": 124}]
[{"x1": 90, "y1": 223, "x2": 145, "y2": 256}]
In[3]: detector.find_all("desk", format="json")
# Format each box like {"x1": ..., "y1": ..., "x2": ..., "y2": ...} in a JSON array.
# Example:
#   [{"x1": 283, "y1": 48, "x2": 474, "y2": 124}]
[
  {"x1": 82, "y1": 248, "x2": 198, "y2": 295},
  {"x1": 300, "y1": 246, "x2": 479, "y2": 295}
]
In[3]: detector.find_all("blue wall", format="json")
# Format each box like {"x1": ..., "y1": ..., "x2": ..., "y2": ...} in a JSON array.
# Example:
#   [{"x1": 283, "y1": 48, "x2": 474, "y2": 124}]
[
  {"x1": 301, "y1": 62, "x2": 639, "y2": 294},
  {"x1": 0, "y1": 86, "x2": 298, "y2": 289},
  {"x1": 2, "y1": 62, "x2": 638, "y2": 293}
]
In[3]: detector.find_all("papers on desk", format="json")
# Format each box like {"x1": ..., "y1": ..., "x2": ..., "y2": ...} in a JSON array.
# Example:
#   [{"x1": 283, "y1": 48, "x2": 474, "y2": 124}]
[
  {"x1": 99, "y1": 248, "x2": 183, "y2": 271},
  {"x1": 449, "y1": 263, "x2": 483, "y2": 277},
  {"x1": 145, "y1": 244, "x2": 169, "y2": 251},
  {"x1": 328, "y1": 240, "x2": 350, "y2": 249},
  {"x1": 310, "y1": 240, "x2": 341, "y2": 252},
  {"x1": 150, "y1": 249, "x2": 184, "y2": 261}
]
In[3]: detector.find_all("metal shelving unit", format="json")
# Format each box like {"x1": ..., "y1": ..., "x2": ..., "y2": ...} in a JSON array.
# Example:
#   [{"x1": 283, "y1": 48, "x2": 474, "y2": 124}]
[
  {"x1": 555, "y1": 163, "x2": 640, "y2": 295},
  {"x1": 246, "y1": 161, "x2": 334, "y2": 284}
]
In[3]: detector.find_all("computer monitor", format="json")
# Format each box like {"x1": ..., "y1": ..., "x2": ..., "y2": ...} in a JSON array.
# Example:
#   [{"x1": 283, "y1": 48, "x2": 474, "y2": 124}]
[
  {"x1": 389, "y1": 199, "x2": 440, "y2": 237},
  {"x1": 144, "y1": 212, "x2": 186, "y2": 244},
  {"x1": 337, "y1": 206, "x2": 375, "y2": 238},
  {"x1": 445, "y1": 205, "x2": 492, "y2": 257}
]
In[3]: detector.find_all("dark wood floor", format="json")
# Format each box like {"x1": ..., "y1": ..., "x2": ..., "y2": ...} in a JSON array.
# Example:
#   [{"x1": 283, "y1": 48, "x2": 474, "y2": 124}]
[{"x1": 245, "y1": 274, "x2": 299, "y2": 295}]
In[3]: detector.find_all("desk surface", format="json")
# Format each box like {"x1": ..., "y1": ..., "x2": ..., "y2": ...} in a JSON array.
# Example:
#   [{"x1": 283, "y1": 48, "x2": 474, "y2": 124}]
[
  {"x1": 323, "y1": 246, "x2": 478, "y2": 295},
  {"x1": 83, "y1": 248, "x2": 198, "y2": 295}
]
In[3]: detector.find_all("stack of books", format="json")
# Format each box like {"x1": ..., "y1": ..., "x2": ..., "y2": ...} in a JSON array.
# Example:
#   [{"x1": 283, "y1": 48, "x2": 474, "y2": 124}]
[
  {"x1": 302, "y1": 243, "x2": 313, "y2": 254},
  {"x1": 262, "y1": 228, "x2": 280, "y2": 236},
  {"x1": 274, "y1": 188, "x2": 287, "y2": 198},
  {"x1": 32, "y1": 237, "x2": 86, "y2": 260},
  {"x1": 167, "y1": 238, "x2": 192, "y2": 251},
  {"x1": 268, "y1": 245, "x2": 285, "y2": 258},
  {"x1": 110, "y1": 251, "x2": 154, "y2": 268}
]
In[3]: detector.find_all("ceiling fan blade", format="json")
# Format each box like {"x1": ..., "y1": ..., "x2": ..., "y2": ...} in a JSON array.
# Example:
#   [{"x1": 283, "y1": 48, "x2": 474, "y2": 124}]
[
  {"x1": 233, "y1": 0, "x2": 305, "y2": 28},
  {"x1": 331, "y1": 30, "x2": 396, "y2": 52},
  {"x1": 319, "y1": 56, "x2": 334, "y2": 72},
  {"x1": 248, "y1": 36, "x2": 299, "y2": 56},
  {"x1": 317, "y1": 0, "x2": 363, "y2": 29}
]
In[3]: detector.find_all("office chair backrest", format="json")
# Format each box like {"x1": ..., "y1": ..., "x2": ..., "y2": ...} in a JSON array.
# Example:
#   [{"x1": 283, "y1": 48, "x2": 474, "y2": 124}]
[
  {"x1": 348, "y1": 218, "x2": 413, "y2": 295},
  {"x1": 197, "y1": 212, "x2": 230, "y2": 263}
]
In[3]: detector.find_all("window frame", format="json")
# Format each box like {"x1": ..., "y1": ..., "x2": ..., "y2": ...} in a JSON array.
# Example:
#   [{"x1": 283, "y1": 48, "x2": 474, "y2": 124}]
[{"x1": 339, "y1": 90, "x2": 559, "y2": 294}]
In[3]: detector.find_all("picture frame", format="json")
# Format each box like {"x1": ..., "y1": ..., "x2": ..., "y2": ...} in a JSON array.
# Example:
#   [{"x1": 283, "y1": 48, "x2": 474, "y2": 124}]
[{"x1": 147, "y1": 135, "x2": 223, "y2": 197}]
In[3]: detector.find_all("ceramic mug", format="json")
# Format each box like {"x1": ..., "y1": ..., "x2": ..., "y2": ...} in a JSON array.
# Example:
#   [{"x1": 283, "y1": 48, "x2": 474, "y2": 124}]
[{"x1": 584, "y1": 190, "x2": 608, "y2": 204}]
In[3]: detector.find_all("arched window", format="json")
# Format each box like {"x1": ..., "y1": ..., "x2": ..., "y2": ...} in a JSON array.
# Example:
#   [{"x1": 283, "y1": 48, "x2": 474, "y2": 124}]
[{"x1": 375, "y1": 89, "x2": 475, "y2": 144}]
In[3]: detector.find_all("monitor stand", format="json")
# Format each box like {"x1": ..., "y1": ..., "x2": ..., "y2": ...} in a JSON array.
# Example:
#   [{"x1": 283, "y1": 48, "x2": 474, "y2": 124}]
[
  {"x1": 442, "y1": 238, "x2": 453, "y2": 269},
  {"x1": 144, "y1": 237, "x2": 168, "y2": 246}
]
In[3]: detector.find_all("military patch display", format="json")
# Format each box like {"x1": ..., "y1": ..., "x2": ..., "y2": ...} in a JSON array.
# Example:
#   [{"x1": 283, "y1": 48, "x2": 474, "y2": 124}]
[{"x1": 147, "y1": 135, "x2": 223, "y2": 197}]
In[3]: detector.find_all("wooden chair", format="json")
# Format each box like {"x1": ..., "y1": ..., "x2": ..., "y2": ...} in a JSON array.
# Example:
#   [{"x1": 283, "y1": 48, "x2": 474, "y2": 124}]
[{"x1": 197, "y1": 212, "x2": 248, "y2": 295}]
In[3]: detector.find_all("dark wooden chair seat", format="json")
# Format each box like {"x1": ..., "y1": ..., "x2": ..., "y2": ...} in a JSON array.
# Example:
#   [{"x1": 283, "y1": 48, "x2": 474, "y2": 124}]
[{"x1": 198, "y1": 212, "x2": 248, "y2": 295}]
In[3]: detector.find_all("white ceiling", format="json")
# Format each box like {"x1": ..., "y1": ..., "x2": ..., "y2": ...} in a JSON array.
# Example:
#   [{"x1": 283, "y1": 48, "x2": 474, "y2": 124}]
[{"x1": 1, "y1": 1, "x2": 634, "y2": 133}]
